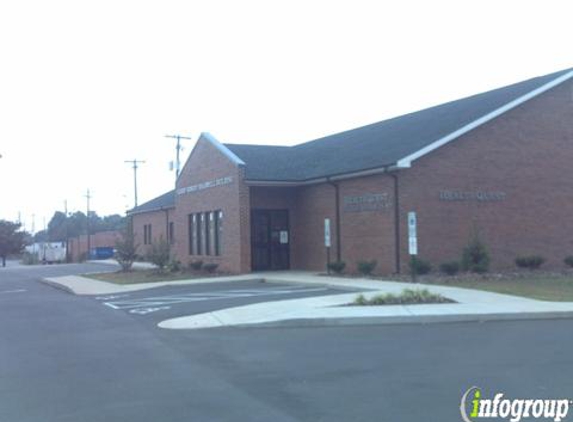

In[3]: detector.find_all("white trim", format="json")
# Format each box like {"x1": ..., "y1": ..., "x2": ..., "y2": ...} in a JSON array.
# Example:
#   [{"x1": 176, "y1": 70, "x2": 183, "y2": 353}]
[
  {"x1": 244, "y1": 166, "x2": 391, "y2": 187},
  {"x1": 200, "y1": 132, "x2": 246, "y2": 166},
  {"x1": 396, "y1": 70, "x2": 573, "y2": 168}
]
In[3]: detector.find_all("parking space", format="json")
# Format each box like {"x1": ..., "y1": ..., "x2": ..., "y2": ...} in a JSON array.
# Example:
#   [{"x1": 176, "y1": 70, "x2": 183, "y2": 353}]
[{"x1": 92, "y1": 280, "x2": 359, "y2": 323}]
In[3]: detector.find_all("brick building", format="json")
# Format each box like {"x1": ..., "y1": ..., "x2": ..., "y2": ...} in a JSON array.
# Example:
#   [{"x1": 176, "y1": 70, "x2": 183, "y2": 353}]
[
  {"x1": 129, "y1": 68, "x2": 573, "y2": 274},
  {"x1": 68, "y1": 231, "x2": 121, "y2": 262}
]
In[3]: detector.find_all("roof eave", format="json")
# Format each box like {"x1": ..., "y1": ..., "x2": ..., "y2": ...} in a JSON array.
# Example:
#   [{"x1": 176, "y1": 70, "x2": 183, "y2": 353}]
[{"x1": 395, "y1": 69, "x2": 573, "y2": 168}]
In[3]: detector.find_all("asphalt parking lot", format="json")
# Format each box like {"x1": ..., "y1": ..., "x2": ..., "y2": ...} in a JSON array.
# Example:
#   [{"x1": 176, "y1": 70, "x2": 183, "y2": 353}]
[{"x1": 90, "y1": 279, "x2": 359, "y2": 324}]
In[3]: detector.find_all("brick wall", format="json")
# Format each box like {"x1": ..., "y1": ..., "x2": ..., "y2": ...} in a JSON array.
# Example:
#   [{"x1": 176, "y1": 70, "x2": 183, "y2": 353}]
[
  {"x1": 68, "y1": 230, "x2": 121, "y2": 262},
  {"x1": 172, "y1": 136, "x2": 249, "y2": 273},
  {"x1": 399, "y1": 80, "x2": 573, "y2": 271},
  {"x1": 131, "y1": 208, "x2": 175, "y2": 257}
]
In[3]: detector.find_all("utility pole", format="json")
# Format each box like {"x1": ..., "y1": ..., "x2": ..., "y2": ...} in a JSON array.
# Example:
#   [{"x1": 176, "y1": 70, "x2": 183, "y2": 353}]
[
  {"x1": 165, "y1": 134, "x2": 192, "y2": 182},
  {"x1": 124, "y1": 159, "x2": 145, "y2": 207},
  {"x1": 64, "y1": 200, "x2": 69, "y2": 262},
  {"x1": 84, "y1": 189, "x2": 92, "y2": 260}
]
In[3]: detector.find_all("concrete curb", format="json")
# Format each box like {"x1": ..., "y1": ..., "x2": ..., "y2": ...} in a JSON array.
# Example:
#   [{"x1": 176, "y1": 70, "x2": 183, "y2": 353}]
[
  {"x1": 233, "y1": 310, "x2": 573, "y2": 329},
  {"x1": 39, "y1": 278, "x2": 76, "y2": 295}
]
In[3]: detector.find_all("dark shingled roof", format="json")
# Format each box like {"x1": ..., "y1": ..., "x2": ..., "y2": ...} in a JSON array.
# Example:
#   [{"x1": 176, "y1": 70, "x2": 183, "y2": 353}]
[
  {"x1": 225, "y1": 68, "x2": 572, "y2": 181},
  {"x1": 128, "y1": 190, "x2": 175, "y2": 215}
]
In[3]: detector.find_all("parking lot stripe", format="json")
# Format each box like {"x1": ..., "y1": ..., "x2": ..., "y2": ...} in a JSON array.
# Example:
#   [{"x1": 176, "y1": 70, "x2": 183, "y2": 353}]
[{"x1": 102, "y1": 287, "x2": 329, "y2": 311}]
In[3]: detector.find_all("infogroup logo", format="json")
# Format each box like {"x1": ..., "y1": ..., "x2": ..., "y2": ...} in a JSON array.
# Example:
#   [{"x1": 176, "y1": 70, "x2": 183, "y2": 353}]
[{"x1": 460, "y1": 387, "x2": 571, "y2": 422}]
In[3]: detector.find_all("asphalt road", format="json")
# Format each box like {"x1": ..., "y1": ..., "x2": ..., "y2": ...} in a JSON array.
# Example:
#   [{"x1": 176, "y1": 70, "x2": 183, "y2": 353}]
[{"x1": 2, "y1": 263, "x2": 573, "y2": 422}]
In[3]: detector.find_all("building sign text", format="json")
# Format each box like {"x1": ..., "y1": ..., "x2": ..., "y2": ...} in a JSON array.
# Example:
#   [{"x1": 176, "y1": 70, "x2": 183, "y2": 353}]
[
  {"x1": 343, "y1": 193, "x2": 390, "y2": 212},
  {"x1": 439, "y1": 190, "x2": 507, "y2": 202},
  {"x1": 177, "y1": 176, "x2": 233, "y2": 196}
]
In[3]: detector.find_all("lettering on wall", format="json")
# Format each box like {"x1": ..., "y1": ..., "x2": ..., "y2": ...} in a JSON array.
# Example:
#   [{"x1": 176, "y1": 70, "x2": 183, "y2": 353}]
[
  {"x1": 439, "y1": 190, "x2": 507, "y2": 202},
  {"x1": 343, "y1": 193, "x2": 390, "y2": 212},
  {"x1": 176, "y1": 176, "x2": 233, "y2": 196}
]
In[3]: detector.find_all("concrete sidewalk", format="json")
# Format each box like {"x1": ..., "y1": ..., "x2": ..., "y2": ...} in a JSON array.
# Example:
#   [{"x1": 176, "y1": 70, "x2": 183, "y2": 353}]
[
  {"x1": 41, "y1": 270, "x2": 573, "y2": 328},
  {"x1": 42, "y1": 273, "x2": 264, "y2": 295},
  {"x1": 159, "y1": 272, "x2": 573, "y2": 329}
]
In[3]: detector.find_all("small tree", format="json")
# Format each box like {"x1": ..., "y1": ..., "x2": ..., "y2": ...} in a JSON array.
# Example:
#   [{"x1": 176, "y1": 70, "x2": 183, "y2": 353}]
[
  {"x1": 461, "y1": 230, "x2": 490, "y2": 274},
  {"x1": 115, "y1": 227, "x2": 139, "y2": 272},
  {"x1": 146, "y1": 236, "x2": 171, "y2": 272},
  {"x1": 0, "y1": 220, "x2": 27, "y2": 267}
]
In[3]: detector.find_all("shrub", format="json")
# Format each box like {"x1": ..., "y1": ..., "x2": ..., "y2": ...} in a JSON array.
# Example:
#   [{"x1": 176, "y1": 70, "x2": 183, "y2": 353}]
[
  {"x1": 114, "y1": 229, "x2": 139, "y2": 272},
  {"x1": 328, "y1": 261, "x2": 346, "y2": 274},
  {"x1": 189, "y1": 260, "x2": 203, "y2": 271},
  {"x1": 167, "y1": 259, "x2": 182, "y2": 273},
  {"x1": 146, "y1": 237, "x2": 171, "y2": 271},
  {"x1": 515, "y1": 255, "x2": 545, "y2": 270},
  {"x1": 203, "y1": 263, "x2": 219, "y2": 273},
  {"x1": 409, "y1": 257, "x2": 432, "y2": 275},
  {"x1": 461, "y1": 232, "x2": 490, "y2": 274},
  {"x1": 439, "y1": 261, "x2": 460, "y2": 276},
  {"x1": 353, "y1": 289, "x2": 452, "y2": 305},
  {"x1": 357, "y1": 260, "x2": 377, "y2": 276},
  {"x1": 20, "y1": 251, "x2": 40, "y2": 266},
  {"x1": 565, "y1": 256, "x2": 573, "y2": 268}
]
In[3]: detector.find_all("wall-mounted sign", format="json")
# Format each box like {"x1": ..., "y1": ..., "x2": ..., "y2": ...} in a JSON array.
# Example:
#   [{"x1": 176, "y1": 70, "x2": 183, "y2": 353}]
[
  {"x1": 439, "y1": 190, "x2": 506, "y2": 202},
  {"x1": 408, "y1": 211, "x2": 417, "y2": 256},
  {"x1": 324, "y1": 218, "x2": 331, "y2": 248},
  {"x1": 343, "y1": 193, "x2": 390, "y2": 212},
  {"x1": 280, "y1": 231, "x2": 289, "y2": 244},
  {"x1": 177, "y1": 176, "x2": 233, "y2": 196}
]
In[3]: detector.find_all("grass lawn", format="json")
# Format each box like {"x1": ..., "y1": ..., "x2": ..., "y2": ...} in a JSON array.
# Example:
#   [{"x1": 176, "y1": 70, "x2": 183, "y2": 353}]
[
  {"x1": 85, "y1": 269, "x2": 218, "y2": 285},
  {"x1": 422, "y1": 274, "x2": 573, "y2": 302}
]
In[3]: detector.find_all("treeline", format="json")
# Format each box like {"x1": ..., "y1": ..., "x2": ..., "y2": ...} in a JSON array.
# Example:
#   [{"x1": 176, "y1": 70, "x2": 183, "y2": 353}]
[{"x1": 33, "y1": 211, "x2": 126, "y2": 242}]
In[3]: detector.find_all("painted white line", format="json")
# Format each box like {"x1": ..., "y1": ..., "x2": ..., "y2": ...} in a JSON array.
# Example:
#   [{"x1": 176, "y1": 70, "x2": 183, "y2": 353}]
[
  {"x1": 0, "y1": 289, "x2": 26, "y2": 294},
  {"x1": 129, "y1": 306, "x2": 171, "y2": 315},
  {"x1": 95, "y1": 294, "x2": 130, "y2": 301},
  {"x1": 102, "y1": 287, "x2": 331, "y2": 311}
]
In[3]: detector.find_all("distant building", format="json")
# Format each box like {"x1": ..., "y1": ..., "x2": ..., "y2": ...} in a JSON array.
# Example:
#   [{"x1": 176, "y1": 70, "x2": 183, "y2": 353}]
[
  {"x1": 68, "y1": 231, "x2": 121, "y2": 262},
  {"x1": 129, "y1": 68, "x2": 573, "y2": 274}
]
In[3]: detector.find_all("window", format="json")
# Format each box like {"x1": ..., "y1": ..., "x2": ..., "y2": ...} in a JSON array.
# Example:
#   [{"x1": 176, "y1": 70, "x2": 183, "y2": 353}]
[
  {"x1": 197, "y1": 214, "x2": 203, "y2": 255},
  {"x1": 168, "y1": 222, "x2": 174, "y2": 245},
  {"x1": 188, "y1": 215, "x2": 194, "y2": 255},
  {"x1": 205, "y1": 212, "x2": 211, "y2": 256},
  {"x1": 215, "y1": 210, "x2": 222, "y2": 256},
  {"x1": 188, "y1": 210, "x2": 222, "y2": 256},
  {"x1": 143, "y1": 224, "x2": 152, "y2": 245}
]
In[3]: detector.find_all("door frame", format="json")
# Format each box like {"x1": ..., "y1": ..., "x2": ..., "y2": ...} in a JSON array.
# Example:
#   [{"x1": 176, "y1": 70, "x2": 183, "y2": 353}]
[{"x1": 250, "y1": 209, "x2": 290, "y2": 271}]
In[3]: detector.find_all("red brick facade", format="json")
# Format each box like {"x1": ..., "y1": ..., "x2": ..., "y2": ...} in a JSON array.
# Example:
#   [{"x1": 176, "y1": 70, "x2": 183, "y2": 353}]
[
  {"x1": 68, "y1": 231, "x2": 121, "y2": 262},
  {"x1": 131, "y1": 79, "x2": 573, "y2": 274}
]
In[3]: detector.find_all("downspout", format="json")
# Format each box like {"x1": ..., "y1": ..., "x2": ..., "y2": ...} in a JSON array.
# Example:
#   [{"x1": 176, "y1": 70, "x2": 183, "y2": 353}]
[
  {"x1": 390, "y1": 172, "x2": 401, "y2": 274},
  {"x1": 327, "y1": 179, "x2": 342, "y2": 262}
]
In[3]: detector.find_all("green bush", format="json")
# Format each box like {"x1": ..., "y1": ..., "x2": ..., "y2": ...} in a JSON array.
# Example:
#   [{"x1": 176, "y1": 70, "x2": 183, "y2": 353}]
[
  {"x1": 515, "y1": 255, "x2": 545, "y2": 270},
  {"x1": 461, "y1": 232, "x2": 490, "y2": 274},
  {"x1": 357, "y1": 260, "x2": 377, "y2": 276},
  {"x1": 564, "y1": 256, "x2": 573, "y2": 268},
  {"x1": 167, "y1": 259, "x2": 182, "y2": 273},
  {"x1": 409, "y1": 257, "x2": 432, "y2": 275},
  {"x1": 189, "y1": 260, "x2": 203, "y2": 271},
  {"x1": 20, "y1": 251, "x2": 40, "y2": 266},
  {"x1": 203, "y1": 263, "x2": 219, "y2": 273},
  {"x1": 328, "y1": 261, "x2": 346, "y2": 274},
  {"x1": 114, "y1": 225, "x2": 139, "y2": 272},
  {"x1": 146, "y1": 237, "x2": 171, "y2": 272},
  {"x1": 353, "y1": 288, "x2": 452, "y2": 305},
  {"x1": 439, "y1": 261, "x2": 460, "y2": 276}
]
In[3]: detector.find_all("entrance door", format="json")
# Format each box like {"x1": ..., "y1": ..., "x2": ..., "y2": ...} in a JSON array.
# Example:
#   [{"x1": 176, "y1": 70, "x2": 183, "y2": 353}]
[{"x1": 251, "y1": 209, "x2": 290, "y2": 271}]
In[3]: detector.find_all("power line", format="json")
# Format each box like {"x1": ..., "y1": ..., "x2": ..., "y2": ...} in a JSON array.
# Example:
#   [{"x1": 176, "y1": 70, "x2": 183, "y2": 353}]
[
  {"x1": 124, "y1": 159, "x2": 145, "y2": 207},
  {"x1": 165, "y1": 134, "x2": 192, "y2": 182}
]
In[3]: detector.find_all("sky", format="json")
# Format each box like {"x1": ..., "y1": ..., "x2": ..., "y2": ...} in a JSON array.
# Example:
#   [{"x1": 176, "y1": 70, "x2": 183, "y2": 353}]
[{"x1": 0, "y1": 0, "x2": 571, "y2": 233}]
